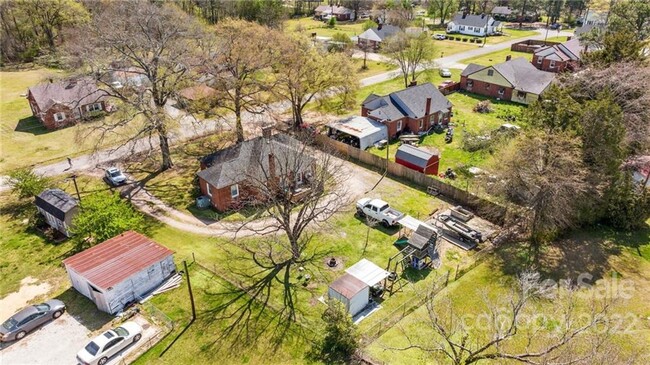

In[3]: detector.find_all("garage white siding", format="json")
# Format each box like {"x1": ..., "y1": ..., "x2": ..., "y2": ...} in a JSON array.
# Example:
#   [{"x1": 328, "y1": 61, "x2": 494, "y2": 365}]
[{"x1": 329, "y1": 286, "x2": 369, "y2": 316}]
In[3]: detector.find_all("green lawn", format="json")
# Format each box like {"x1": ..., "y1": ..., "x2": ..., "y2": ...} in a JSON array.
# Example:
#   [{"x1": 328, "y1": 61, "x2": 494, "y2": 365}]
[
  {"x1": 284, "y1": 17, "x2": 365, "y2": 38},
  {"x1": 493, "y1": 27, "x2": 540, "y2": 43},
  {"x1": 352, "y1": 59, "x2": 397, "y2": 79},
  {"x1": 460, "y1": 48, "x2": 533, "y2": 65}
]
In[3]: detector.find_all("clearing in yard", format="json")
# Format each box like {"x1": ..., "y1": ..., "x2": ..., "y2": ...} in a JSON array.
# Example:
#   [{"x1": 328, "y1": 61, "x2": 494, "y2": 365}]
[{"x1": 459, "y1": 48, "x2": 533, "y2": 66}]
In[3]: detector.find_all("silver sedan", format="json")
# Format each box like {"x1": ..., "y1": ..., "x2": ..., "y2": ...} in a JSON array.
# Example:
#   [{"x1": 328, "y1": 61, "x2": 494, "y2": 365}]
[{"x1": 0, "y1": 299, "x2": 66, "y2": 341}]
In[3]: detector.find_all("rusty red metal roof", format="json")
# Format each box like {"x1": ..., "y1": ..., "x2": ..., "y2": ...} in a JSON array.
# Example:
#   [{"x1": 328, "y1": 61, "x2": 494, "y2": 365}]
[
  {"x1": 63, "y1": 231, "x2": 174, "y2": 290},
  {"x1": 330, "y1": 273, "x2": 368, "y2": 299}
]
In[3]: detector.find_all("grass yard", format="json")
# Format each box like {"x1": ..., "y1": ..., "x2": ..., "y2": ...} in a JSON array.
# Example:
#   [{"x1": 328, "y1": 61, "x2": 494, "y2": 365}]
[
  {"x1": 351, "y1": 59, "x2": 397, "y2": 79},
  {"x1": 432, "y1": 39, "x2": 482, "y2": 57},
  {"x1": 366, "y1": 221, "x2": 650, "y2": 364},
  {"x1": 494, "y1": 27, "x2": 540, "y2": 43},
  {"x1": 459, "y1": 48, "x2": 533, "y2": 65},
  {"x1": 284, "y1": 17, "x2": 365, "y2": 38}
]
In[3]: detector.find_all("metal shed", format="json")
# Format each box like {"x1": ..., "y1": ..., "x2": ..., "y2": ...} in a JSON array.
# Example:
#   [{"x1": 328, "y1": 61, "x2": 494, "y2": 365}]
[
  {"x1": 345, "y1": 259, "x2": 390, "y2": 287},
  {"x1": 34, "y1": 188, "x2": 79, "y2": 237},
  {"x1": 63, "y1": 231, "x2": 176, "y2": 314},
  {"x1": 395, "y1": 144, "x2": 440, "y2": 175},
  {"x1": 328, "y1": 273, "x2": 369, "y2": 316},
  {"x1": 328, "y1": 116, "x2": 388, "y2": 150}
]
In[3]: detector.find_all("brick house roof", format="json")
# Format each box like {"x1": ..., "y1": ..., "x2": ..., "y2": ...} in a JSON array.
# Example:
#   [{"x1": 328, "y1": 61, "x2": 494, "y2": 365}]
[
  {"x1": 28, "y1": 78, "x2": 107, "y2": 112},
  {"x1": 362, "y1": 83, "x2": 452, "y2": 122},
  {"x1": 461, "y1": 57, "x2": 556, "y2": 94}
]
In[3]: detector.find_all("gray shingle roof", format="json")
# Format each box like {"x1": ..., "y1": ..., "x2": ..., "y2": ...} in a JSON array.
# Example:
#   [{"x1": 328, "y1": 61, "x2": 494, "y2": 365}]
[
  {"x1": 450, "y1": 13, "x2": 493, "y2": 28},
  {"x1": 358, "y1": 25, "x2": 400, "y2": 42},
  {"x1": 28, "y1": 78, "x2": 107, "y2": 112},
  {"x1": 461, "y1": 63, "x2": 487, "y2": 77},
  {"x1": 408, "y1": 224, "x2": 437, "y2": 250},
  {"x1": 197, "y1": 134, "x2": 313, "y2": 189},
  {"x1": 463, "y1": 58, "x2": 555, "y2": 95},
  {"x1": 363, "y1": 83, "x2": 452, "y2": 122},
  {"x1": 396, "y1": 144, "x2": 438, "y2": 169},
  {"x1": 491, "y1": 6, "x2": 513, "y2": 15},
  {"x1": 35, "y1": 188, "x2": 78, "y2": 221}
]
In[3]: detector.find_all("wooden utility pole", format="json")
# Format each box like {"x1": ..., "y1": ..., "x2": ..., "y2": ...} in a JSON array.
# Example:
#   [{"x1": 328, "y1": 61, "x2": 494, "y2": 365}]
[
  {"x1": 183, "y1": 260, "x2": 196, "y2": 321},
  {"x1": 70, "y1": 174, "x2": 82, "y2": 206}
]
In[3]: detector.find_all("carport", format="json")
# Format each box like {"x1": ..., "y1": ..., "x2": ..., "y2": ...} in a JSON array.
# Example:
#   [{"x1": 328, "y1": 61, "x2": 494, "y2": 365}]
[
  {"x1": 345, "y1": 259, "x2": 390, "y2": 287},
  {"x1": 328, "y1": 116, "x2": 388, "y2": 150}
]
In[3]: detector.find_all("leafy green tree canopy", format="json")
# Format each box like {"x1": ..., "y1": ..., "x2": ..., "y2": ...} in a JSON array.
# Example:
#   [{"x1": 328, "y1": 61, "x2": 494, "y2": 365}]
[{"x1": 8, "y1": 169, "x2": 49, "y2": 199}]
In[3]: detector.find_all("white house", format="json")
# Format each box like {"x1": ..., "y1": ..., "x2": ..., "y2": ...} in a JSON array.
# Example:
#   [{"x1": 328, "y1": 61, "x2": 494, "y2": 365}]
[
  {"x1": 447, "y1": 13, "x2": 501, "y2": 36},
  {"x1": 63, "y1": 231, "x2": 176, "y2": 314}
]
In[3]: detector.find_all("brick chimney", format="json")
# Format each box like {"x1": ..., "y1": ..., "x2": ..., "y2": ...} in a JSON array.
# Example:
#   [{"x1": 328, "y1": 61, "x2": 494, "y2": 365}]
[
  {"x1": 262, "y1": 125, "x2": 273, "y2": 138},
  {"x1": 425, "y1": 97, "x2": 432, "y2": 116},
  {"x1": 268, "y1": 153, "x2": 276, "y2": 179},
  {"x1": 506, "y1": 55, "x2": 512, "y2": 61},
  {"x1": 378, "y1": 23, "x2": 383, "y2": 30}
]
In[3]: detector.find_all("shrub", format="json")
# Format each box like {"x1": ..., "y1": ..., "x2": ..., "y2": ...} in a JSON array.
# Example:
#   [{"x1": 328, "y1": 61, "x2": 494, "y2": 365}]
[
  {"x1": 473, "y1": 100, "x2": 493, "y2": 113},
  {"x1": 8, "y1": 168, "x2": 49, "y2": 199},
  {"x1": 311, "y1": 300, "x2": 360, "y2": 364},
  {"x1": 462, "y1": 37, "x2": 468, "y2": 42},
  {"x1": 327, "y1": 16, "x2": 336, "y2": 28}
]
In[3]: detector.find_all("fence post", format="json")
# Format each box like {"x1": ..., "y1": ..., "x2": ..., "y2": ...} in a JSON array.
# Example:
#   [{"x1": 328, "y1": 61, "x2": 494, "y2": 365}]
[{"x1": 192, "y1": 252, "x2": 196, "y2": 264}]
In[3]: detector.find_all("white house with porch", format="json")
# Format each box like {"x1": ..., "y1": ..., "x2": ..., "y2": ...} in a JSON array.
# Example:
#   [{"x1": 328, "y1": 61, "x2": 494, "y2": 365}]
[{"x1": 447, "y1": 13, "x2": 501, "y2": 36}]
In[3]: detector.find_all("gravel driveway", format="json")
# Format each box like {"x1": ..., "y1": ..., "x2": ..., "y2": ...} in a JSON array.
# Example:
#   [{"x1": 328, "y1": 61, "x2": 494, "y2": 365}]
[{"x1": 0, "y1": 314, "x2": 157, "y2": 365}]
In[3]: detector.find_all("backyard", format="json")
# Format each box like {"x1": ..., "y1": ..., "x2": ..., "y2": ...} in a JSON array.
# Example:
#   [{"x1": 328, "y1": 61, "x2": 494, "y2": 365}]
[{"x1": 460, "y1": 48, "x2": 533, "y2": 66}]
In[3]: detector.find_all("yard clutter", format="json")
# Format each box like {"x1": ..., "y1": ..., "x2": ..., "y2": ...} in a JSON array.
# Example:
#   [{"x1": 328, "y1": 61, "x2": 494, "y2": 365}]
[{"x1": 62, "y1": 231, "x2": 176, "y2": 315}]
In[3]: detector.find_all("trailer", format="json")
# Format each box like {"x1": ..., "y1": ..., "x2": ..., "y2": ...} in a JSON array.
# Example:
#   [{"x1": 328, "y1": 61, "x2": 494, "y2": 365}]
[{"x1": 438, "y1": 214, "x2": 483, "y2": 243}]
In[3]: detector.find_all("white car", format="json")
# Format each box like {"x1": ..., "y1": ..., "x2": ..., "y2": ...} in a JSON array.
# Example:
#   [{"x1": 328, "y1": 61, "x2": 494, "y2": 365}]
[
  {"x1": 105, "y1": 167, "x2": 127, "y2": 186},
  {"x1": 76, "y1": 321, "x2": 142, "y2": 365},
  {"x1": 439, "y1": 68, "x2": 452, "y2": 77}
]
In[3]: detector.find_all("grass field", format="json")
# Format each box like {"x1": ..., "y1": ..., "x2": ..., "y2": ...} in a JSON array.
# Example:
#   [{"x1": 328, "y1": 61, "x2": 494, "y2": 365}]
[
  {"x1": 284, "y1": 17, "x2": 365, "y2": 38},
  {"x1": 460, "y1": 48, "x2": 533, "y2": 65}
]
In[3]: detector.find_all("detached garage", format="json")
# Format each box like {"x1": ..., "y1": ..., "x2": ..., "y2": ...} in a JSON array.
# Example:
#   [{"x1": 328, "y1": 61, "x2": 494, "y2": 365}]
[
  {"x1": 63, "y1": 231, "x2": 176, "y2": 314},
  {"x1": 328, "y1": 273, "x2": 369, "y2": 317},
  {"x1": 396, "y1": 144, "x2": 440, "y2": 175},
  {"x1": 328, "y1": 116, "x2": 388, "y2": 150}
]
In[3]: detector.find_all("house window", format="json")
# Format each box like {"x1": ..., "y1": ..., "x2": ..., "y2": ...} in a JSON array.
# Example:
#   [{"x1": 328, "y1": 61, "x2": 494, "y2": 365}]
[
  {"x1": 86, "y1": 103, "x2": 102, "y2": 112},
  {"x1": 485, "y1": 83, "x2": 491, "y2": 89},
  {"x1": 296, "y1": 172, "x2": 303, "y2": 184},
  {"x1": 230, "y1": 184, "x2": 239, "y2": 199},
  {"x1": 498, "y1": 88, "x2": 505, "y2": 95},
  {"x1": 549, "y1": 60, "x2": 556, "y2": 68},
  {"x1": 536, "y1": 57, "x2": 543, "y2": 64},
  {"x1": 467, "y1": 80, "x2": 474, "y2": 88},
  {"x1": 396, "y1": 120, "x2": 402, "y2": 131},
  {"x1": 419, "y1": 119, "x2": 423, "y2": 130},
  {"x1": 205, "y1": 182, "x2": 212, "y2": 197},
  {"x1": 459, "y1": 26, "x2": 465, "y2": 30},
  {"x1": 517, "y1": 91, "x2": 526, "y2": 99},
  {"x1": 487, "y1": 69, "x2": 494, "y2": 76},
  {"x1": 54, "y1": 112, "x2": 65, "y2": 122},
  {"x1": 467, "y1": 26, "x2": 473, "y2": 31}
]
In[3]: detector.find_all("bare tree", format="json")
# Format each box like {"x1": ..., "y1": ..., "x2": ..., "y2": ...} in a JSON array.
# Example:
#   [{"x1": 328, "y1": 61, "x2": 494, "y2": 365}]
[
  {"x1": 382, "y1": 31, "x2": 437, "y2": 88},
  {"x1": 66, "y1": 1, "x2": 204, "y2": 170},
  {"x1": 488, "y1": 131, "x2": 589, "y2": 247},
  {"x1": 390, "y1": 271, "x2": 630, "y2": 364},
  {"x1": 207, "y1": 19, "x2": 280, "y2": 142},
  {"x1": 272, "y1": 35, "x2": 357, "y2": 129},
  {"x1": 428, "y1": 0, "x2": 459, "y2": 25},
  {"x1": 204, "y1": 134, "x2": 351, "y2": 344}
]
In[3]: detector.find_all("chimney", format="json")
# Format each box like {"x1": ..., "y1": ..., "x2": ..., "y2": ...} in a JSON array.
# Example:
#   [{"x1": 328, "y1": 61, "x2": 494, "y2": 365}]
[
  {"x1": 506, "y1": 55, "x2": 512, "y2": 61},
  {"x1": 462, "y1": 11, "x2": 468, "y2": 18},
  {"x1": 567, "y1": 36, "x2": 572, "y2": 41},
  {"x1": 425, "y1": 97, "x2": 432, "y2": 116},
  {"x1": 377, "y1": 23, "x2": 383, "y2": 30},
  {"x1": 268, "y1": 153, "x2": 276, "y2": 179},
  {"x1": 262, "y1": 125, "x2": 273, "y2": 138},
  {"x1": 49, "y1": 78, "x2": 53, "y2": 83}
]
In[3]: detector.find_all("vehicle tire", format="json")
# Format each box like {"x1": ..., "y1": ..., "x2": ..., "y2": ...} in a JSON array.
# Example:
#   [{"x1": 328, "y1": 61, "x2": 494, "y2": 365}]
[
  {"x1": 52, "y1": 310, "x2": 63, "y2": 319},
  {"x1": 382, "y1": 220, "x2": 390, "y2": 228},
  {"x1": 133, "y1": 334, "x2": 142, "y2": 342},
  {"x1": 15, "y1": 331, "x2": 26, "y2": 340},
  {"x1": 356, "y1": 209, "x2": 365, "y2": 218},
  {"x1": 98, "y1": 357, "x2": 108, "y2": 365}
]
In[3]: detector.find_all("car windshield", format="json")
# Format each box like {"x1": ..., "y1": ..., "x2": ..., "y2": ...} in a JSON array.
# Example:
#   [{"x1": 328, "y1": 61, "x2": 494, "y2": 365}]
[
  {"x1": 34, "y1": 303, "x2": 50, "y2": 312},
  {"x1": 110, "y1": 171, "x2": 122, "y2": 177},
  {"x1": 114, "y1": 327, "x2": 129, "y2": 337},
  {"x1": 85, "y1": 341, "x2": 100, "y2": 356},
  {"x1": 2, "y1": 317, "x2": 18, "y2": 331},
  {"x1": 379, "y1": 204, "x2": 389, "y2": 212}
]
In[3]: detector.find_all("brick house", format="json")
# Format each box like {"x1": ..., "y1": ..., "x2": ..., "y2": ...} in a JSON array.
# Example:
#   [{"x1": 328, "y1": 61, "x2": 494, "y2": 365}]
[
  {"x1": 357, "y1": 24, "x2": 400, "y2": 49},
  {"x1": 27, "y1": 78, "x2": 109, "y2": 130},
  {"x1": 197, "y1": 133, "x2": 314, "y2": 212},
  {"x1": 532, "y1": 38, "x2": 586, "y2": 73},
  {"x1": 361, "y1": 83, "x2": 453, "y2": 139},
  {"x1": 460, "y1": 57, "x2": 555, "y2": 105},
  {"x1": 314, "y1": 5, "x2": 354, "y2": 21}
]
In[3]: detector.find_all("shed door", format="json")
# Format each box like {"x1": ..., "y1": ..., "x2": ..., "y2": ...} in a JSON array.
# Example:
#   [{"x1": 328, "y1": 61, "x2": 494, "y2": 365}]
[{"x1": 88, "y1": 283, "x2": 109, "y2": 312}]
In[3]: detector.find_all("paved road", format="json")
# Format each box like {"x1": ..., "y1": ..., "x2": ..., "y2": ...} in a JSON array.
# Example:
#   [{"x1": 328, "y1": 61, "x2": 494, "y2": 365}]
[{"x1": 0, "y1": 28, "x2": 573, "y2": 191}]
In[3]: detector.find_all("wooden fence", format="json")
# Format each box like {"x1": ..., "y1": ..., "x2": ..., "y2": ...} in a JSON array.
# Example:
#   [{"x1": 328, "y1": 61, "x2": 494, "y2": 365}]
[
  {"x1": 315, "y1": 134, "x2": 506, "y2": 224},
  {"x1": 510, "y1": 39, "x2": 562, "y2": 53}
]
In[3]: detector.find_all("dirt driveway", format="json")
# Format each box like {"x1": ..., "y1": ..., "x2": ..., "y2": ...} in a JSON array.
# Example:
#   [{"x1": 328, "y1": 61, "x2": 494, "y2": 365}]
[{"x1": 0, "y1": 314, "x2": 157, "y2": 365}]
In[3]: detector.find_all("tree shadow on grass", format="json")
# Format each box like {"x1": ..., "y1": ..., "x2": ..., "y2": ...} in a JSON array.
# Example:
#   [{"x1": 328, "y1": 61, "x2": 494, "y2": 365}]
[
  {"x1": 55, "y1": 287, "x2": 114, "y2": 332},
  {"x1": 14, "y1": 116, "x2": 49, "y2": 135}
]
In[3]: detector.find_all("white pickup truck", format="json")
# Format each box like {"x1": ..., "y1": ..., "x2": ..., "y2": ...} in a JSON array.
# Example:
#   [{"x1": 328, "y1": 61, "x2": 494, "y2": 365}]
[{"x1": 356, "y1": 198, "x2": 404, "y2": 227}]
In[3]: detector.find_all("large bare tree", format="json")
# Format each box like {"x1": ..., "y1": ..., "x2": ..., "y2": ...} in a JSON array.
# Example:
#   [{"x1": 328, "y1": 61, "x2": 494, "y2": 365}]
[
  {"x1": 272, "y1": 35, "x2": 356, "y2": 129},
  {"x1": 66, "y1": 1, "x2": 204, "y2": 170},
  {"x1": 205, "y1": 134, "x2": 351, "y2": 344},
  {"x1": 208, "y1": 19, "x2": 280, "y2": 142},
  {"x1": 391, "y1": 271, "x2": 630, "y2": 365},
  {"x1": 382, "y1": 31, "x2": 437, "y2": 88}
]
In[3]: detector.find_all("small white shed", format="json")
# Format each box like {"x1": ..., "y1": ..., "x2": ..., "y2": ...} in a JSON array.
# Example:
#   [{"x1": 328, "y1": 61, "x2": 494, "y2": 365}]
[
  {"x1": 328, "y1": 116, "x2": 388, "y2": 150},
  {"x1": 328, "y1": 273, "x2": 369, "y2": 316},
  {"x1": 346, "y1": 259, "x2": 391, "y2": 287},
  {"x1": 63, "y1": 231, "x2": 176, "y2": 314}
]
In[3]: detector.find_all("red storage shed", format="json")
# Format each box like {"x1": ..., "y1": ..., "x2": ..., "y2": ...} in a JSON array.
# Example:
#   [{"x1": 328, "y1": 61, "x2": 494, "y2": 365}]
[{"x1": 395, "y1": 144, "x2": 440, "y2": 175}]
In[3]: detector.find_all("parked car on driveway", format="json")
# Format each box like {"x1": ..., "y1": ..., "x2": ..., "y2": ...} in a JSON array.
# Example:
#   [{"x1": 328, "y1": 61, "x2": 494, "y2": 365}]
[
  {"x1": 105, "y1": 167, "x2": 127, "y2": 186},
  {"x1": 76, "y1": 321, "x2": 143, "y2": 365},
  {"x1": 356, "y1": 198, "x2": 404, "y2": 227},
  {"x1": 439, "y1": 68, "x2": 452, "y2": 77},
  {"x1": 0, "y1": 299, "x2": 66, "y2": 342},
  {"x1": 433, "y1": 33, "x2": 446, "y2": 40}
]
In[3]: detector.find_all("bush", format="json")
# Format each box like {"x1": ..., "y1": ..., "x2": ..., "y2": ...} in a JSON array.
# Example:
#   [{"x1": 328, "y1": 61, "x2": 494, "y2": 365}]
[
  {"x1": 473, "y1": 100, "x2": 493, "y2": 113},
  {"x1": 327, "y1": 16, "x2": 336, "y2": 28},
  {"x1": 311, "y1": 300, "x2": 360, "y2": 364},
  {"x1": 462, "y1": 37, "x2": 468, "y2": 42},
  {"x1": 8, "y1": 168, "x2": 49, "y2": 199},
  {"x1": 462, "y1": 131, "x2": 494, "y2": 152}
]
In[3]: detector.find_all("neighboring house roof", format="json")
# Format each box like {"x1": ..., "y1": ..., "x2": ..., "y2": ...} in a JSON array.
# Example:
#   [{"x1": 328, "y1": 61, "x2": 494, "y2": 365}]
[
  {"x1": 109, "y1": 67, "x2": 148, "y2": 88},
  {"x1": 328, "y1": 116, "x2": 387, "y2": 139},
  {"x1": 329, "y1": 273, "x2": 368, "y2": 299},
  {"x1": 178, "y1": 85, "x2": 217, "y2": 101},
  {"x1": 345, "y1": 259, "x2": 390, "y2": 287},
  {"x1": 491, "y1": 6, "x2": 513, "y2": 15},
  {"x1": 315, "y1": 5, "x2": 352, "y2": 15},
  {"x1": 63, "y1": 231, "x2": 174, "y2": 290},
  {"x1": 450, "y1": 13, "x2": 494, "y2": 28},
  {"x1": 198, "y1": 134, "x2": 313, "y2": 189},
  {"x1": 357, "y1": 25, "x2": 400, "y2": 43},
  {"x1": 408, "y1": 224, "x2": 437, "y2": 250},
  {"x1": 34, "y1": 189, "x2": 78, "y2": 221},
  {"x1": 575, "y1": 24, "x2": 605, "y2": 37},
  {"x1": 28, "y1": 78, "x2": 107, "y2": 112},
  {"x1": 396, "y1": 145, "x2": 439, "y2": 168},
  {"x1": 535, "y1": 38, "x2": 584, "y2": 61},
  {"x1": 363, "y1": 83, "x2": 453, "y2": 121},
  {"x1": 463, "y1": 57, "x2": 556, "y2": 95}
]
